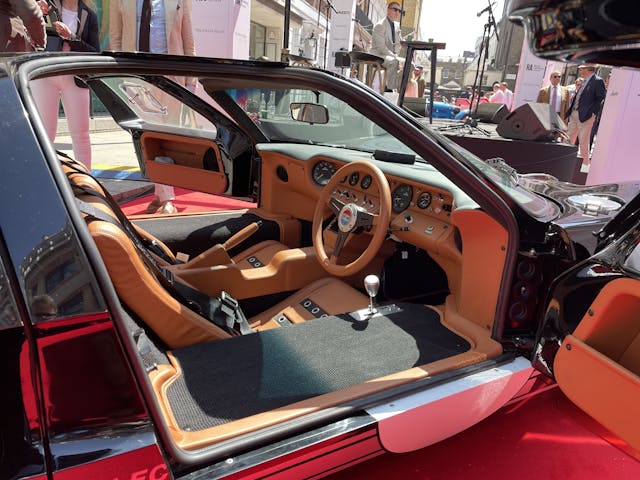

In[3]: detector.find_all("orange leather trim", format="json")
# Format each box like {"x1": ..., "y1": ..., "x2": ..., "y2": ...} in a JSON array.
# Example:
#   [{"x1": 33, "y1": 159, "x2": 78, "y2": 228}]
[
  {"x1": 150, "y1": 293, "x2": 501, "y2": 451},
  {"x1": 449, "y1": 209, "x2": 507, "y2": 331},
  {"x1": 555, "y1": 335, "x2": 640, "y2": 452},
  {"x1": 259, "y1": 151, "x2": 322, "y2": 220},
  {"x1": 248, "y1": 277, "x2": 370, "y2": 327},
  {"x1": 570, "y1": 278, "x2": 640, "y2": 374},
  {"x1": 140, "y1": 132, "x2": 227, "y2": 195},
  {"x1": 554, "y1": 278, "x2": 640, "y2": 452},
  {"x1": 248, "y1": 208, "x2": 302, "y2": 247},
  {"x1": 169, "y1": 247, "x2": 329, "y2": 300},
  {"x1": 88, "y1": 219, "x2": 230, "y2": 349}
]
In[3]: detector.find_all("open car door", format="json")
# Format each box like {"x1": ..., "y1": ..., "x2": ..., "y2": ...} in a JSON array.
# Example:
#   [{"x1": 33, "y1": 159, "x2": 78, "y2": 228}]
[
  {"x1": 508, "y1": 0, "x2": 640, "y2": 454},
  {"x1": 553, "y1": 278, "x2": 640, "y2": 452},
  {"x1": 87, "y1": 75, "x2": 256, "y2": 198}
]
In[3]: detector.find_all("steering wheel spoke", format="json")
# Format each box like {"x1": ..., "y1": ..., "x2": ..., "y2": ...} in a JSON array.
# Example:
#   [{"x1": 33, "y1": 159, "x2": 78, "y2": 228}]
[
  {"x1": 331, "y1": 230, "x2": 350, "y2": 259},
  {"x1": 328, "y1": 196, "x2": 345, "y2": 216},
  {"x1": 355, "y1": 209, "x2": 376, "y2": 229}
]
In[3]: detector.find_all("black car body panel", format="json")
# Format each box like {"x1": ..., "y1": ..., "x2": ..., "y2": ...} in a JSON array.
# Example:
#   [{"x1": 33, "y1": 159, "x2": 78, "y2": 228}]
[{"x1": 1, "y1": 42, "x2": 639, "y2": 477}]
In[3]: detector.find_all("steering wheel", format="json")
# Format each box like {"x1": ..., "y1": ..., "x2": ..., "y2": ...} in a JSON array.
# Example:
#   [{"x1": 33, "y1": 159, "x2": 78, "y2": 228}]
[{"x1": 312, "y1": 160, "x2": 391, "y2": 277}]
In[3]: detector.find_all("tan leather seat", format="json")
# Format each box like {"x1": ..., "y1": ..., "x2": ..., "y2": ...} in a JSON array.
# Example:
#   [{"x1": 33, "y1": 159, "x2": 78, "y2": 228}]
[
  {"x1": 63, "y1": 162, "x2": 289, "y2": 270},
  {"x1": 63, "y1": 158, "x2": 369, "y2": 348}
]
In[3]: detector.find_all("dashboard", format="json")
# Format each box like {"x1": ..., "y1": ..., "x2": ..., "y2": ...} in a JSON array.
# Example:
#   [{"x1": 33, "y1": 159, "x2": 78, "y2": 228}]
[{"x1": 311, "y1": 159, "x2": 454, "y2": 219}]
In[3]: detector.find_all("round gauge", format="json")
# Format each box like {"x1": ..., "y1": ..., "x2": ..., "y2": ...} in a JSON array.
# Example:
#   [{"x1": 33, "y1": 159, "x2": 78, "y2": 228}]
[
  {"x1": 349, "y1": 171, "x2": 360, "y2": 186},
  {"x1": 417, "y1": 191, "x2": 432, "y2": 209},
  {"x1": 360, "y1": 174, "x2": 372, "y2": 190},
  {"x1": 312, "y1": 161, "x2": 336, "y2": 186},
  {"x1": 391, "y1": 184, "x2": 413, "y2": 213}
]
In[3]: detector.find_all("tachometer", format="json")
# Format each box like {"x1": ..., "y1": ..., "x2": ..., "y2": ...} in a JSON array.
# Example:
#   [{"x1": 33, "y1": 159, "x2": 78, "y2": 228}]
[
  {"x1": 360, "y1": 174, "x2": 372, "y2": 190},
  {"x1": 417, "y1": 191, "x2": 432, "y2": 209},
  {"x1": 391, "y1": 184, "x2": 413, "y2": 213},
  {"x1": 312, "y1": 161, "x2": 336, "y2": 186},
  {"x1": 349, "y1": 171, "x2": 360, "y2": 186}
]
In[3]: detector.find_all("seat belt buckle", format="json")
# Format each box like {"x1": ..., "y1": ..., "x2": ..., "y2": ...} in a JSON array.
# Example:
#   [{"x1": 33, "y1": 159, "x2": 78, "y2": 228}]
[{"x1": 220, "y1": 291, "x2": 253, "y2": 335}]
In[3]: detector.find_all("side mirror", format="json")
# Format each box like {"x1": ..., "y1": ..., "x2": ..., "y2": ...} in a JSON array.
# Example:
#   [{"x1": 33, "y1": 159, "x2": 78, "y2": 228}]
[
  {"x1": 290, "y1": 103, "x2": 329, "y2": 124},
  {"x1": 508, "y1": 0, "x2": 640, "y2": 67}
]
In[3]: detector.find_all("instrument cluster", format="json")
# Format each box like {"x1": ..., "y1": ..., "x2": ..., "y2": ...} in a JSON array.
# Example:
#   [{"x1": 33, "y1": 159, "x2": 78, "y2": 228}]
[{"x1": 311, "y1": 160, "x2": 453, "y2": 217}]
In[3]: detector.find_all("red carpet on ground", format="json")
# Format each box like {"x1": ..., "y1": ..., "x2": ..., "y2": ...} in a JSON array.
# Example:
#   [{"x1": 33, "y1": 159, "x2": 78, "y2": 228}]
[
  {"x1": 120, "y1": 188, "x2": 256, "y2": 215},
  {"x1": 327, "y1": 387, "x2": 640, "y2": 480}
]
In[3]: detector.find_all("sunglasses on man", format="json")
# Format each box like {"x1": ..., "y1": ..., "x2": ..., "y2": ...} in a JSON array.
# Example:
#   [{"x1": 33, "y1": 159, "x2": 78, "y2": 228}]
[{"x1": 388, "y1": 7, "x2": 403, "y2": 13}]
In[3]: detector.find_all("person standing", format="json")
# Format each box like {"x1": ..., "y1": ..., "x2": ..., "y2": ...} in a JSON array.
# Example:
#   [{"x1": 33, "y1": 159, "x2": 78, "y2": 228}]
[
  {"x1": 0, "y1": 0, "x2": 46, "y2": 52},
  {"x1": 370, "y1": 2, "x2": 403, "y2": 91},
  {"x1": 500, "y1": 82, "x2": 513, "y2": 110},
  {"x1": 489, "y1": 82, "x2": 505, "y2": 104},
  {"x1": 565, "y1": 64, "x2": 606, "y2": 167},
  {"x1": 110, "y1": 0, "x2": 196, "y2": 214},
  {"x1": 536, "y1": 71, "x2": 568, "y2": 119},
  {"x1": 30, "y1": 0, "x2": 99, "y2": 170}
]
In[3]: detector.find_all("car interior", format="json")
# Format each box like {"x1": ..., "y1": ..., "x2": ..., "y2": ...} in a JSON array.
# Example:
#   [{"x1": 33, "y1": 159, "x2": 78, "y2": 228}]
[{"x1": 45, "y1": 68, "x2": 511, "y2": 453}]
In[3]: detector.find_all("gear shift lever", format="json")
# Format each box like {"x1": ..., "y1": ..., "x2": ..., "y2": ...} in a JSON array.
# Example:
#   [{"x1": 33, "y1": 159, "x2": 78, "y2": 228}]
[{"x1": 364, "y1": 274, "x2": 380, "y2": 315}]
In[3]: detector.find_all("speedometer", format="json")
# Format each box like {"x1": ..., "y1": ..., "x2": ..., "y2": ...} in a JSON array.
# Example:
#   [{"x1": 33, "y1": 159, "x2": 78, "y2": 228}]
[
  {"x1": 312, "y1": 161, "x2": 336, "y2": 186},
  {"x1": 391, "y1": 184, "x2": 413, "y2": 213}
]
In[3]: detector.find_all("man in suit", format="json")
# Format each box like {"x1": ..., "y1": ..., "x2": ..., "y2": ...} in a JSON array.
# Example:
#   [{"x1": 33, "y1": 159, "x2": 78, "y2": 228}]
[
  {"x1": 370, "y1": 2, "x2": 403, "y2": 91},
  {"x1": 565, "y1": 64, "x2": 607, "y2": 167},
  {"x1": 110, "y1": 0, "x2": 196, "y2": 214},
  {"x1": 537, "y1": 70, "x2": 569, "y2": 120}
]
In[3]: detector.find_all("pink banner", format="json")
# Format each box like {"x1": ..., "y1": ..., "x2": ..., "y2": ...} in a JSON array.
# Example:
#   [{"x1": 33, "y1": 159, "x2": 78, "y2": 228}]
[{"x1": 192, "y1": 0, "x2": 250, "y2": 59}]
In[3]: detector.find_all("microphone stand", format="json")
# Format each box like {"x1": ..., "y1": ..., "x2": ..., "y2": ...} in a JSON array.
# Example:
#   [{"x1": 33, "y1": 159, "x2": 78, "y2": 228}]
[
  {"x1": 323, "y1": 0, "x2": 338, "y2": 69},
  {"x1": 437, "y1": 0, "x2": 498, "y2": 137}
]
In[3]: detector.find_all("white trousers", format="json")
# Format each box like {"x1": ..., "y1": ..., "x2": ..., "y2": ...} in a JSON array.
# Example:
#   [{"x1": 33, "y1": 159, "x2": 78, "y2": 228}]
[{"x1": 31, "y1": 76, "x2": 92, "y2": 170}]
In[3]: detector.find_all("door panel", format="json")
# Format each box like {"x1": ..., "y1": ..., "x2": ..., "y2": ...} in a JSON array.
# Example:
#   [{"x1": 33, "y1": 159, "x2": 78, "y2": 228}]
[
  {"x1": 554, "y1": 277, "x2": 640, "y2": 451},
  {"x1": 88, "y1": 75, "x2": 254, "y2": 197},
  {"x1": 140, "y1": 131, "x2": 227, "y2": 195}
]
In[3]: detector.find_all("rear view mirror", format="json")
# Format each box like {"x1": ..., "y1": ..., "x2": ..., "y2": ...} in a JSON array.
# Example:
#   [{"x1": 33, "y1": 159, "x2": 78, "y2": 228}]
[
  {"x1": 508, "y1": 0, "x2": 640, "y2": 67},
  {"x1": 290, "y1": 103, "x2": 329, "y2": 124}
]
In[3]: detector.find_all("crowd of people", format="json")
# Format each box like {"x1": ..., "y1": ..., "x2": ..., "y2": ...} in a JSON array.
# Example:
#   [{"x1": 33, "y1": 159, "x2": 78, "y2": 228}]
[{"x1": 1, "y1": 0, "x2": 197, "y2": 214}]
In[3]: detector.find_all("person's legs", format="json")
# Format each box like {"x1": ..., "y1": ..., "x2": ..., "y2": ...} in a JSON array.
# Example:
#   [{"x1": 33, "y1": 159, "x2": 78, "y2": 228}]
[
  {"x1": 577, "y1": 115, "x2": 596, "y2": 165},
  {"x1": 567, "y1": 111, "x2": 580, "y2": 147},
  {"x1": 146, "y1": 156, "x2": 176, "y2": 214},
  {"x1": 30, "y1": 77, "x2": 61, "y2": 143},
  {"x1": 59, "y1": 76, "x2": 92, "y2": 170},
  {"x1": 382, "y1": 56, "x2": 400, "y2": 90}
]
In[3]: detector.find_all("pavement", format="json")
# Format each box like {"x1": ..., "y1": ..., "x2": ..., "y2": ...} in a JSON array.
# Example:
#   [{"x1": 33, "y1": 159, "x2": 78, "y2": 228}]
[{"x1": 54, "y1": 116, "x2": 154, "y2": 203}]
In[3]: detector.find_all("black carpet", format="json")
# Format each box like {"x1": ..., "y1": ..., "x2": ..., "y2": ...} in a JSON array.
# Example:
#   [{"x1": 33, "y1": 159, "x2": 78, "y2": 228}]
[{"x1": 166, "y1": 303, "x2": 470, "y2": 431}]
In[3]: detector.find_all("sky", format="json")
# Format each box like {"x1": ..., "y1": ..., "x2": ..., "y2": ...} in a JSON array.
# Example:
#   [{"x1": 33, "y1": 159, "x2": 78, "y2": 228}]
[{"x1": 419, "y1": 0, "x2": 505, "y2": 59}]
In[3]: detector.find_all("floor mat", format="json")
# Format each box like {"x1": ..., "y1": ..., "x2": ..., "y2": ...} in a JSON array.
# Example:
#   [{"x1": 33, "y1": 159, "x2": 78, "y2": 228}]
[
  {"x1": 166, "y1": 303, "x2": 470, "y2": 431},
  {"x1": 120, "y1": 188, "x2": 256, "y2": 216}
]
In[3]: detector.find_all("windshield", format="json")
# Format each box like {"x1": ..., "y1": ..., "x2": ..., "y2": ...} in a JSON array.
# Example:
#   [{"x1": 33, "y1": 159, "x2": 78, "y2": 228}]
[
  {"x1": 226, "y1": 88, "x2": 418, "y2": 155},
  {"x1": 225, "y1": 87, "x2": 559, "y2": 220}
]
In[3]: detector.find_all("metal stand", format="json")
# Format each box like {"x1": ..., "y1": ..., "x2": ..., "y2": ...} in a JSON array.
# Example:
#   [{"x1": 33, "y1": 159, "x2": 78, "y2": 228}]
[
  {"x1": 437, "y1": 1, "x2": 500, "y2": 136},
  {"x1": 397, "y1": 41, "x2": 446, "y2": 124}
]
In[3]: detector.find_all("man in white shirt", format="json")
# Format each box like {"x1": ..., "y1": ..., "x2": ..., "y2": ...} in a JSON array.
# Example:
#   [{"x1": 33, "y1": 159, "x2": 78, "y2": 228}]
[
  {"x1": 489, "y1": 82, "x2": 505, "y2": 104},
  {"x1": 500, "y1": 82, "x2": 513, "y2": 110},
  {"x1": 536, "y1": 71, "x2": 568, "y2": 119}
]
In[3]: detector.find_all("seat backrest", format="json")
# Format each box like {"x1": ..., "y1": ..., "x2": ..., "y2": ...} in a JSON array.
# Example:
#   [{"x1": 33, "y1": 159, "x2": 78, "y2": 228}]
[{"x1": 62, "y1": 160, "x2": 230, "y2": 348}]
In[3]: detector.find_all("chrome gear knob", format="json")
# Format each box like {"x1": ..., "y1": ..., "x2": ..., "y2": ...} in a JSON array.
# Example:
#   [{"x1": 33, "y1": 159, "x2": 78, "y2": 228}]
[{"x1": 364, "y1": 274, "x2": 380, "y2": 314}]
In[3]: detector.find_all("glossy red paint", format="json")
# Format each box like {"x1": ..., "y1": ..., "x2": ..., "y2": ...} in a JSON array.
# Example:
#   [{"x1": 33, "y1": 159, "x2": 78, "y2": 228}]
[
  {"x1": 33, "y1": 313, "x2": 146, "y2": 433},
  {"x1": 222, "y1": 427, "x2": 383, "y2": 480},
  {"x1": 54, "y1": 444, "x2": 168, "y2": 480}
]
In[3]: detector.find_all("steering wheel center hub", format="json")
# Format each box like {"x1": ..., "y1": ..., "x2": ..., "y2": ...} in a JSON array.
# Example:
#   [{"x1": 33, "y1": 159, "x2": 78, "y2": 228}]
[{"x1": 338, "y1": 203, "x2": 359, "y2": 232}]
